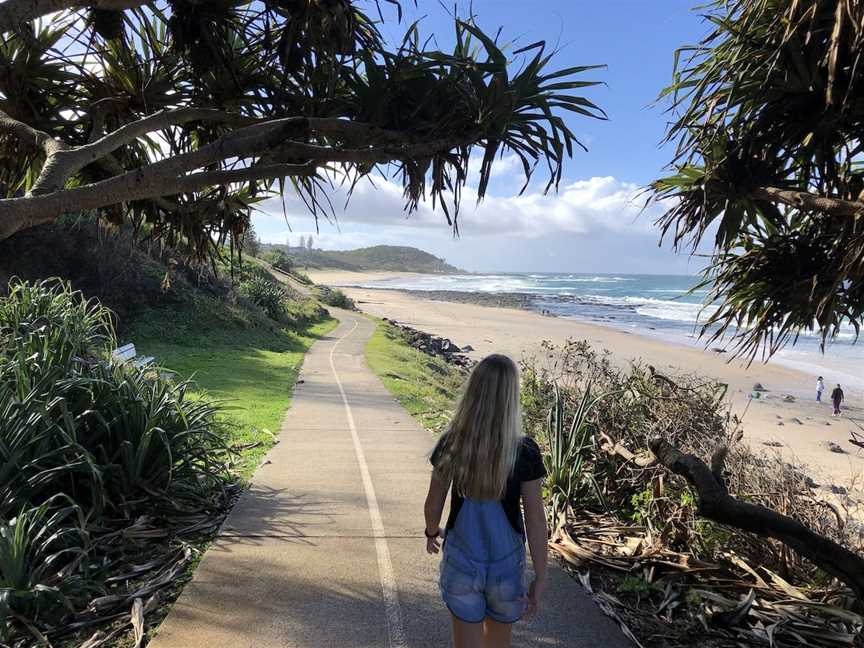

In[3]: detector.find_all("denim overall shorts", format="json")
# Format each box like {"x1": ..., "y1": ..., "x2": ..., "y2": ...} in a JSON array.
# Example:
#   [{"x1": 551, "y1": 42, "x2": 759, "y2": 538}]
[{"x1": 439, "y1": 498, "x2": 527, "y2": 624}]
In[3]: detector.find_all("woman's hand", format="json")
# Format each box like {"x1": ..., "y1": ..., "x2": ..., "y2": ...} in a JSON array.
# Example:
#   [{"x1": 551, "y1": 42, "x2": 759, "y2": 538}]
[
  {"x1": 523, "y1": 578, "x2": 546, "y2": 618},
  {"x1": 425, "y1": 528, "x2": 442, "y2": 554}
]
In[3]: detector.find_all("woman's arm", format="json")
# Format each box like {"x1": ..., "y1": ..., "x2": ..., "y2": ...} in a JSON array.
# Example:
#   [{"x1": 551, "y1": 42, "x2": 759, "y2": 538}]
[
  {"x1": 423, "y1": 470, "x2": 449, "y2": 554},
  {"x1": 521, "y1": 478, "x2": 548, "y2": 615}
]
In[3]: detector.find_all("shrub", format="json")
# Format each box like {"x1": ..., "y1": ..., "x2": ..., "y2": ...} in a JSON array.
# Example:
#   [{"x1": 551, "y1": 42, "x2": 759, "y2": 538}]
[
  {"x1": 316, "y1": 286, "x2": 355, "y2": 310},
  {"x1": 290, "y1": 269, "x2": 313, "y2": 285},
  {"x1": 262, "y1": 248, "x2": 293, "y2": 272},
  {"x1": 521, "y1": 338, "x2": 862, "y2": 583},
  {"x1": 0, "y1": 279, "x2": 233, "y2": 643},
  {"x1": 240, "y1": 276, "x2": 290, "y2": 321}
]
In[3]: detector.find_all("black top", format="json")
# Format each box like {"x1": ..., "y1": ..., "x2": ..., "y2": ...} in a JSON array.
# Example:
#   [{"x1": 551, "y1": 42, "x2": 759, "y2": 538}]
[
  {"x1": 832, "y1": 387, "x2": 844, "y2": 401},
  {"x1": 430, "y1": 435, "x2": 546, "y2": 536}
]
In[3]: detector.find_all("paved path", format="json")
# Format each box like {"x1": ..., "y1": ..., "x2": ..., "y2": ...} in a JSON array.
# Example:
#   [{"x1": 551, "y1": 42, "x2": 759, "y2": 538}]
[{"x1": 151, "y1": 310, "x2": 630, "y2": 648}]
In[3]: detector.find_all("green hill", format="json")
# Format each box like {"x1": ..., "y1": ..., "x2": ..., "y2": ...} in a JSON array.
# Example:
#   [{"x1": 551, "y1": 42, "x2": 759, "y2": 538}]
[{"x1": 261, "y1": 244, "x2": 460, "y2": 273}]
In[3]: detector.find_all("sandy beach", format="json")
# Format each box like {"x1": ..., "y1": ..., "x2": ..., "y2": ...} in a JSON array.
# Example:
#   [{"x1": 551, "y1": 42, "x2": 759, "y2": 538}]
[{"x1": 310, "y1": 269, "x2": 864, "y2": 495}]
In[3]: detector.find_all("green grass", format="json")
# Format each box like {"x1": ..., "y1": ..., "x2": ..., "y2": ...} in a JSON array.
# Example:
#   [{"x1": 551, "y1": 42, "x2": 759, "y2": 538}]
[
  {"x1": 130, "y1": 294, "x2": 336, "y2": 479},
  {"x1": 365, "y1": 320, "x2": 466, "y2": 434}
]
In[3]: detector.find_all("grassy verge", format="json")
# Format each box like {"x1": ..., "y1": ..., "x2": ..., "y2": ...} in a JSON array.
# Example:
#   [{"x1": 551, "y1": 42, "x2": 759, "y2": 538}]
[
  {"x1": 130, "y1": 293, "x2": 336, "y2": 479},
  {"x1": 364, "y1": 319, "x2": 465, "y2": 434}
]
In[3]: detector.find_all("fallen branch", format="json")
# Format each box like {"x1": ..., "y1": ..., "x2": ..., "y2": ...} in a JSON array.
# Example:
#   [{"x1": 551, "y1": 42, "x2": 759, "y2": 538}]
[{"x1": 649, "y1": 437, "x2": 864, "y2": 599}]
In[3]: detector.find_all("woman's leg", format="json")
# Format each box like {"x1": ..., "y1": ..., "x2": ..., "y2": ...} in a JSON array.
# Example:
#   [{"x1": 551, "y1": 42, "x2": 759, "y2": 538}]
[
  {"x1": 482, "y1": 618, "x2": 513, "y2": 648},
  {"x1": 452, "y1": 615, "x2": 484, "y2": 648}
]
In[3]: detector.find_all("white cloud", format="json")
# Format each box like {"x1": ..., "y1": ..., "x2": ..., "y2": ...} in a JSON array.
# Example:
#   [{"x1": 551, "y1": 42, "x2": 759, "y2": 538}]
[
  {"x1": 256, "y1": 174, "x2": 661, "y2": 240},
  {"x1": 466, "y1": 152, "x2": 524, "y2": 182}
]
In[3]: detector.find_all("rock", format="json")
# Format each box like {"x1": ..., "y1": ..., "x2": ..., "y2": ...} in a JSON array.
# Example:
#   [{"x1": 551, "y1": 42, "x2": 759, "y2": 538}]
[
  {"x1": 777, "y1": 421, "x2": 784, "y2": 426},
  {"x1": 711, "y1": 347, "x2": 727, "y2": 354},
  {"x1": 790, "y1": 417, "x2": 803, "y2": 425},
  {"x1": 763, "y1": 440, "x2": 783, "y2": 447},
  {"x1": 825, "y1": 421, "x2": 831, "y2": 426},
  {"x1": 752, "y1": 383, "x2": 767, "y2": 392},
  {"x1": 830, "y1": 484, "x2": 848, "y2": 495},
  {"x1": 805, "y1": 476, "x2": 820, "y2": 489},
  {"x1": 775, "y1": 414, "x2": 782, "y2": 419},
  {"x1": 462, "y1": 344, "x2": 474, "y2": 352},
  {"x1": 828, "y1": 441, "x2": 846, "y2": 454},
  {"x1": 782, "y1": 395, "x2": 796, "y2": 403},
  {"x1": 425, "y1": 361, "x2": 447, "y2": 376}
]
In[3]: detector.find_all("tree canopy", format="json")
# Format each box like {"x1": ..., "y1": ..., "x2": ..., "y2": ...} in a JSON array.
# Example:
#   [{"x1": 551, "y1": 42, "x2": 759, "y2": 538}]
[
  {"x1": 0, "y1": 0, "x2": 605, "y2": 260},
  {"x1": 653, "y1": 0, "x2": 864, "y2": 360}
]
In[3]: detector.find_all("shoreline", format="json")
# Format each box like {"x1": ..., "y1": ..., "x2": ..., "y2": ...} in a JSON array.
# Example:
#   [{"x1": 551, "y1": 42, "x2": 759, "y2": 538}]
[
  {"x1": 319, "y1": 270, "x2": 864, "y2": 393},
  {"x1": 310, "y1": 269, "x2": 864, "y2": 497}
]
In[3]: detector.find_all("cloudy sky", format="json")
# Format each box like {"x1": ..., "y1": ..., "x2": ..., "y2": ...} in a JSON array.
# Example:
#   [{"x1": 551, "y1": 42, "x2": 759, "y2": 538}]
[{"x1": 252, "y1": 1, "x2": 711, "y2": 274}]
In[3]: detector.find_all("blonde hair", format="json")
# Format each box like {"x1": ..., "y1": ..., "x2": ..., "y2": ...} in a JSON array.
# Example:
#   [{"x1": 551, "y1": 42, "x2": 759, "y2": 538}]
[{"x1": 434, "y1": 354, "x2": 523, "y2": 500}]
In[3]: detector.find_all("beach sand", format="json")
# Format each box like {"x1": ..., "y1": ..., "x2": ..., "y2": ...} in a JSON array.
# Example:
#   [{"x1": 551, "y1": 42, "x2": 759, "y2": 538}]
[{"x1": 309, "y1": 270, "x2": 864, "y2": 495}]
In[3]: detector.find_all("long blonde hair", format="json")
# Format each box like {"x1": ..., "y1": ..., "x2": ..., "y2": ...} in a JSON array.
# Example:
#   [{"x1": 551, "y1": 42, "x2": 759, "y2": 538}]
[{"x1": 434, "y1": 354, "x2": 522, "y2": 500}]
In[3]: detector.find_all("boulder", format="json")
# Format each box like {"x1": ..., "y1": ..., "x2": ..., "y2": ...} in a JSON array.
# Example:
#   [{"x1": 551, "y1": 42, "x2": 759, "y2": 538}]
[{"x1": 828, "y1": 441, "x2": 846, "y2": 454}]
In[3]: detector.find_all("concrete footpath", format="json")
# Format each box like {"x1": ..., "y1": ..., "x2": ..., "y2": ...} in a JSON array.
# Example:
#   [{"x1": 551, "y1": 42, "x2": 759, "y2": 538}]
[{"x1": 151, "y1": 310, "x2": 630, "y2": 647}]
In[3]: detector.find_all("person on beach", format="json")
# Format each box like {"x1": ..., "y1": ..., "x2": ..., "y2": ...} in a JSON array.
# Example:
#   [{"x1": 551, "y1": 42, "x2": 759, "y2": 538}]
[
  {"x1": 423, "y1": 354, "x2": 547, "y2": 648},
  {"x1": 831, "y1": 384, "x2": 844, "y2": 416},
  {"x1": 817, "y1": 376, "x2": 825, "y2": 402}
]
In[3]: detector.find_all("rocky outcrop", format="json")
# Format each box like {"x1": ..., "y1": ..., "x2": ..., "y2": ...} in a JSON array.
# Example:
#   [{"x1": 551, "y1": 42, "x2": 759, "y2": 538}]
[{"x1": 383, "y1": 319, "x2": 475, "y2": 369}]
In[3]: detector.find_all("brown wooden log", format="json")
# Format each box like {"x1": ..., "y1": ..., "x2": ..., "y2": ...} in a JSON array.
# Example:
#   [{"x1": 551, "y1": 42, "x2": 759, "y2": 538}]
[{"x1": 649, "y1": 437, "x2": 864, "y2": 600}]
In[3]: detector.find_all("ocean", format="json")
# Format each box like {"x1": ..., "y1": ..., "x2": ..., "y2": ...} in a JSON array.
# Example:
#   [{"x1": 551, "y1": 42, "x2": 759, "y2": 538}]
[{"x1": 352, "y1": 273, "x2": 864, "y2": 391}]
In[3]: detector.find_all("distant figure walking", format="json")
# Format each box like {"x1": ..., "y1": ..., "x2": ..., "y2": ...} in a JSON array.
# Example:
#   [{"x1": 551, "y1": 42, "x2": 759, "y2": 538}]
[
  {"x1": 831, "y1": 384, "x2": 844, "y2": 416},
  {"x1": 816, "y1": 376, "x2": 825, "y2": 402},
  {"x1": 423, "y1": 354, "x2": 547, "y2": 648}
]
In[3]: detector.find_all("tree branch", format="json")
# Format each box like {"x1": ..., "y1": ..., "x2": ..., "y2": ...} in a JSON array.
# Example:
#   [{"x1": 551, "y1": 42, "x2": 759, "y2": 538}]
[
  {"x1": 649, "y1": 437, "x2": 864, "y2": 599},
  {"x1": 0, "y1": 163, "x2": 314, "y2": 241},
  {"x1": 751, "y1": 186, "x2": 864, "y2": 217},
  {"x1": 31, "y1": 108, "x2": 246, "y2": 194},
  {"x1": 0, "y1": 112, "x2": 473, "y2": 242},
  {"x1": 0, "y1": 0, "x2": 146, "y2": 34},
  {"x1": 0, "y1": 108, "x2": 67, "y2": 155}
]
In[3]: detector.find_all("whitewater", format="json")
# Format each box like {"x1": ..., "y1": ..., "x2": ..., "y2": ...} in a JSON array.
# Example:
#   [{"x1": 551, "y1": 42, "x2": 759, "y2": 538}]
[{"x1": 355, "y1": 273, "x2": 864, "y2": 390}]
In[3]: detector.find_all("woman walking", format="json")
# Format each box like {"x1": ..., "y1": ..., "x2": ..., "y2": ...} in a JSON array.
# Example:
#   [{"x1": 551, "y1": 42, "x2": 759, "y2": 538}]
[{"x1": 423, "y1": 354, "x2": 547, "y2": 648}]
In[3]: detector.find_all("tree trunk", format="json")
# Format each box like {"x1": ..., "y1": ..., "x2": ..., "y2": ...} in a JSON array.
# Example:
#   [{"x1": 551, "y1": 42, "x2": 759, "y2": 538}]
[{"x1": 649, "y1": 438, "x2": 864, "y2": 600}]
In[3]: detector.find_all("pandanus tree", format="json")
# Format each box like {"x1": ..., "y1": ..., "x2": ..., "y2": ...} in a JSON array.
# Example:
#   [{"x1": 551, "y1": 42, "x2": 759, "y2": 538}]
[
  {"x1": 652, "y1": 0, "x2": 864, "y2": 599},
  {"x1": 653, "y1": 0, "x2": 864, "y2": 360},
  {"x1": 0, "y1": 0, "x2": 605, "y2": 261}
]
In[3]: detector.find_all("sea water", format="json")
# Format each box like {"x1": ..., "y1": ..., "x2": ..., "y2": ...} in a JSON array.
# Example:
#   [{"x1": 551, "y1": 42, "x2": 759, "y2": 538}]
[{"x1": 353, "y1": 273, "x2": 864, "y2": 391}]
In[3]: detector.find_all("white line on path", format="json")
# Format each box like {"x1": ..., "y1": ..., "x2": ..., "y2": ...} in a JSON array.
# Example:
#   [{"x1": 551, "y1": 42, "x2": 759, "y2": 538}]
[{"x1": 329, "y1": 317, "x2": 409, "y2": 648}]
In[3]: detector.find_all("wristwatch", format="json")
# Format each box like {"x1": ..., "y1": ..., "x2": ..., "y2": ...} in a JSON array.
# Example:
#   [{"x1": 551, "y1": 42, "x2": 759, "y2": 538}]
[{"x1": 424, "y1": 527, "x2": 440, "y2": 539}]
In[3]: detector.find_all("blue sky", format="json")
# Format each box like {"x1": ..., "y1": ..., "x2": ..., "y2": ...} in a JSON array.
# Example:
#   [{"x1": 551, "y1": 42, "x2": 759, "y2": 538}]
[{"x1": 252, "y1": 1, "x2": 712, "y2": 274}]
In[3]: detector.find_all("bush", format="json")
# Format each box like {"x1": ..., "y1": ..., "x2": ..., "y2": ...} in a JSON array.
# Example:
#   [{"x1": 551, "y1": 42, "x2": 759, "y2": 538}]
[
  {"x1": 262, "y1": 248, "x2": 293, "y2": 272},
  {"x1": 290, "y1": 269, "x2": 313, "y2": 285},
  {"x1": 0, "y1": 279, "x2": 234, "y2": 643},
  {"x1": 240, "y1": 276, "x2": 290, "y2": 320},
  {"x1": 315, "y1": 286, "x2": 355, "y2": 310},
  {"x1": 521, "y1": 339, "x2": 863, "y2": 613}
]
